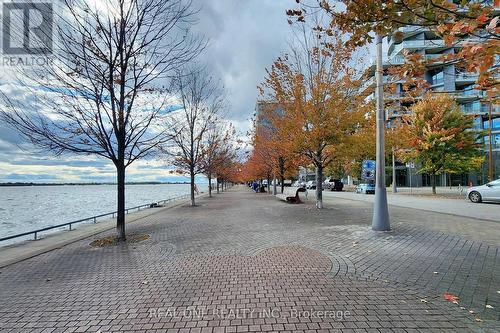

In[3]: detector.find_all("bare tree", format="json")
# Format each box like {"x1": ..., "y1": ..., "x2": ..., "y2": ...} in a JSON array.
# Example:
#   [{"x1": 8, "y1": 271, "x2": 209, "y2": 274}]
[
  {"x1": 166, "y1": 67, "x2": 225, "y2": 206},
  {"x1": 0, "y1": 0, "x2": 204, "y2": 241}
]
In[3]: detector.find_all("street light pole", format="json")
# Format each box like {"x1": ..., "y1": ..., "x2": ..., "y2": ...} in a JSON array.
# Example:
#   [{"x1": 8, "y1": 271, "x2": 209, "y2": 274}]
[
  {"x1": 392, "y1": 146, "x2": 397, "y2": 193},
  {"x1": 372, "y1": 34, "x2": 391, "y2": 231},
  {"x1": 488, "y1": 101, "x2": 493, "y2": 182}
]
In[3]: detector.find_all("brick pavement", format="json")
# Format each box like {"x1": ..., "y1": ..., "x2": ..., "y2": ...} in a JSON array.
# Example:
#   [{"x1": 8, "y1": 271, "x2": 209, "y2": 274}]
[{"x1": 0, "y1": 186, "x2": 498, "y2": 332}]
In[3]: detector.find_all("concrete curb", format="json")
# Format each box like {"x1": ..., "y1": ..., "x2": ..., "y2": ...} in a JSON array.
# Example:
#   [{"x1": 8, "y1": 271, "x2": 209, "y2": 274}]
[{"x1": 0, "y1": 193, "x2": 208, "y2": 268}]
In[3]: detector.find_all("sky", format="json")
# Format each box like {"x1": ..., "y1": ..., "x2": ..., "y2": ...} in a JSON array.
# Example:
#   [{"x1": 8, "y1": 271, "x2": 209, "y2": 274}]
[{"x1": 0, "y1": 0, "x2": 377, "y2": 184}]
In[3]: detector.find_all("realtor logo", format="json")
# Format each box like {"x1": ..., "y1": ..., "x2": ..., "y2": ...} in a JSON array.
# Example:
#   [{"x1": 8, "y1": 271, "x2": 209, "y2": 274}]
[{"x1": 2, "y1": 1, "x2": 53, "y2": 55}]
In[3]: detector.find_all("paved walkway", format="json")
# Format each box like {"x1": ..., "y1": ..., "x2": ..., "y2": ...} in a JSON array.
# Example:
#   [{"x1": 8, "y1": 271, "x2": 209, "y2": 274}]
[{"x1": 0, "y1": 186, "x2": 499, "y2": 333}]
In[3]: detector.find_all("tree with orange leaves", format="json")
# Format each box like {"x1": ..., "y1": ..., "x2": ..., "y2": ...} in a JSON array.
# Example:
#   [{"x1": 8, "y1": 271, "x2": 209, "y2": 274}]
[
  {"x1": 199, "y1": 120, "x2": 238, "y2": 197},
  {"x1": 254, "y1": 102, "x2": 300, "y2": 194},
  {"x1": 289, "y1": 0, "x2": 499, "y2": 100},
  {"x1": 400, "y1": 93, "x2": 484, "y2": 194},
  {"x1": 244, "y1": 117, "x2": 276, "y2": 193},
  {"x1": 260, "y1": 24, "x2": 370, "y2": 208}
]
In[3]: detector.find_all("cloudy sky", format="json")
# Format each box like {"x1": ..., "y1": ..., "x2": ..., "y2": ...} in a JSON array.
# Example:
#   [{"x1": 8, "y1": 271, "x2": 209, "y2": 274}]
[{"x1": 0, "y1": 0, "x2": 376, "y2": 184}]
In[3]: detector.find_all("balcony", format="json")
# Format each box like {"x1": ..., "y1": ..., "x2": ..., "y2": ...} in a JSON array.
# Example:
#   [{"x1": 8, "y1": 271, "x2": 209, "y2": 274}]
[
  {"x1": 455, "y1": 73, "x2": 479, "y2": 84},
  {"x1": 454, "y1": 91, "x2": 485, "y2": 103},
  {"x1": 389, "y1": 39, "x2": 446, "y2": 57},
  {"x1": 359, "y1": 76, "x2": 393, "y2": 92},
  {"x1": 389, "y1": 38, "x2": 484, "y2": 57}
]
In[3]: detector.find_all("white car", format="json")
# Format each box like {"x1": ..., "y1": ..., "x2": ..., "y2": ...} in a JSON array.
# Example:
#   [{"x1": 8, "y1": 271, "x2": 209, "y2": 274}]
[
  {"x1": 306, "y1": 180, "x2": 316, "y2": 189},
  {"x1": 467, "y1": 179, "x2": 500, "y2": 203}
]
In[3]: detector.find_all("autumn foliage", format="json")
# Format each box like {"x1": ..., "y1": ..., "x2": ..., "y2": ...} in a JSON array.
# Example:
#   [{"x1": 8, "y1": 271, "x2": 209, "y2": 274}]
[
  {"x1": 246, "y1": 27, "x2": 373, "y2": 208},
  {"x1": 290, "y1": 0, "x2": 499, "y2": 100},
  {"x1": 399, "y1": 94, "x2": 484, "y2": 194}
]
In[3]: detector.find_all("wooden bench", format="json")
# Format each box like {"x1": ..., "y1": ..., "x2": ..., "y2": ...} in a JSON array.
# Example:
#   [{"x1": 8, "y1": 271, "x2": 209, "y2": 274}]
[{"x1": 276, "y1": 187, "x2": 307, "y2": 204}]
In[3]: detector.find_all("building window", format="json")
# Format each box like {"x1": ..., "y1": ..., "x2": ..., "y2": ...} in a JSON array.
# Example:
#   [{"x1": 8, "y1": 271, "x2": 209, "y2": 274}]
[
  {"x1": 431, "y1": 71, "x2": 443, "y2": 85},
  {"x1": 462, "y1": 101, "x2": 480, "y2": 113},
  {"x1": 473, "y1": 117, "x2": 482, "y2": 129},
  {"x1": 483, "y1": 134, "x2": 500, "y2": 146},
  {"x1": 484, "y1": 118, "x2": 500, "y2": 130}
]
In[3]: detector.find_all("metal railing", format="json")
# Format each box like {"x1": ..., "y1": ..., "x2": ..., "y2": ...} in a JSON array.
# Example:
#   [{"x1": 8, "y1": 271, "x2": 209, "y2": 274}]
[{"x1": 0, "y1": 194, "x2": 190, "y2": 243}]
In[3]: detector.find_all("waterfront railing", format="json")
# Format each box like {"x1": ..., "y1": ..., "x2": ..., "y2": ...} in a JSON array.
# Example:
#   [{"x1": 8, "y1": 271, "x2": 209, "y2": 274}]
[{"x1": 0, "y1": 194, "x2": 190, "y2": 243}]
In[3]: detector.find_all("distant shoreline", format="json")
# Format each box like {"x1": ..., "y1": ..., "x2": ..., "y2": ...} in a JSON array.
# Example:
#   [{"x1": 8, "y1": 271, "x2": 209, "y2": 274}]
[{"x1": 0, "y1": 182, "x2": 194, "y2": 187}]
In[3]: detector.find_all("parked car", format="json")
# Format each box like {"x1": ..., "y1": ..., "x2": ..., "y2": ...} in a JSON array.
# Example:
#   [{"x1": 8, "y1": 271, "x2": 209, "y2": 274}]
[
  {"x1": 355, "y1": 183, "x2": 375, "y2": 194},
  {"x1": 324, "y1": 178, "x2": 344, "y2": 191},
  {"x1": 306, "y1": 180, "x2": 316, "y2": 189},
  {"x1": 467, "y1": 179, "x2": 500, "y2": 203}
]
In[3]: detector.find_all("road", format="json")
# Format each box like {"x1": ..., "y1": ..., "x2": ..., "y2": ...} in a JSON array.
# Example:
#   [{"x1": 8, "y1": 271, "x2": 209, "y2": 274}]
[{"x1": 323, "y1": 190, "x2": 500, "y2": 222}]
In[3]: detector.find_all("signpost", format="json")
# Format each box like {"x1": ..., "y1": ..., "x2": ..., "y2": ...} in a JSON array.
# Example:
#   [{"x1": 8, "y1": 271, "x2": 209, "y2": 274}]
[{"x1": 362, "y1": 160, "x2": 376, "y2": 181}]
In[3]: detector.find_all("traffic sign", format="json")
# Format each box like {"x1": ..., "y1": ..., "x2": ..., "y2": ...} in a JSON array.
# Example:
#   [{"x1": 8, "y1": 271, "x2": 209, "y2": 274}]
[{"x1": 362, "y1": 160, "x2": 376, "y2": 170}]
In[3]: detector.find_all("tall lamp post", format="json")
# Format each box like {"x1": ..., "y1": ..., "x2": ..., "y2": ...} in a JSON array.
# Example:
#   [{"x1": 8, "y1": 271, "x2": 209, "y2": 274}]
[
  {"x1": 392, "y1": 145, "x2": 397, "y2": 193},
  {"x1": 372, "y1": 34, "x2": 391, "y2": 231},
  {"x1": 488, "y1": 101, "x2": 494, "y2": 182}
]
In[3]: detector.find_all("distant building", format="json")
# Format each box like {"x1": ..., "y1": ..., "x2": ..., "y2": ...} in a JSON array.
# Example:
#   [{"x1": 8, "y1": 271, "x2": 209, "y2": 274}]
[
  {"x1": 360, "y1": 22, "x2": 500, "y2": 186},
  {"x1": 255, "y1": 100, "x2": 285, "y2": 129},
  {"x1": 298, "y1": 166, "x2": 315, "y2": 183}
]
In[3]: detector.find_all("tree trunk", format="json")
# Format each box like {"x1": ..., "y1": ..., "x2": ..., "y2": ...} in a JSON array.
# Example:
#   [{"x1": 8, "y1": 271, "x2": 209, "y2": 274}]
[
  {"x1": 267, "y1": 174, "x2": 271, "y2": 194},
  {"x1": 190, "y1": 165, "x2": 195, "y2": 206},
  {"x1": 431, "y1": 172, "x2": 437, "y2": 195},
  {"x1": 208, "y1": 173, "x2": 212, "y2": 198},
  {"x1": 315, "y1": 164, "x2": 323, "y2": 209},
  {"x1": 279, "y1": 157, "x2": 285, "y2": 194},
  {"x1": 216, "y1": 178, "x2": 220, "y2": 193},
  {"x1": 116, "y1": 162, "x2": 126, "y2": 241}
]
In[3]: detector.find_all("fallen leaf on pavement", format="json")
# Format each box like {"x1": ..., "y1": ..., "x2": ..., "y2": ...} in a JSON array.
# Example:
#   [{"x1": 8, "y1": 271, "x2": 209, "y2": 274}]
[
  {"x1": 142, "y1": 280, "x2": 148, "y2": 285},
  {"x1": 443, "y1": 292, "x2": 459, "y2": 302},
  {"x1": 469, "y1": 310, "x2": 475, "y2": 314},
  {"x1": 475, "y1": 317, "x2": 482, "y2": 322},
  {"x1": 485, "y1": 305, "x2": 494, "y2": 309},
  {"x1": 420, "y1": 299, "x2": 428, "y2": 303}
]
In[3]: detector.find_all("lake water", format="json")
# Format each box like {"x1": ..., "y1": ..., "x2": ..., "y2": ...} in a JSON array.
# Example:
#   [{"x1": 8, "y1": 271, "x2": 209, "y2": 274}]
[{"x1": 0, "y1": 184, "x2": 191, "y2": 243}]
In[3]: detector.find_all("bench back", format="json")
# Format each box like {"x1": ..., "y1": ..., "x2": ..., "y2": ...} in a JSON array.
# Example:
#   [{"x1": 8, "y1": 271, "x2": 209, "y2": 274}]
[{"x1": 281, "y1": 187, "x2": 308, "y2": 200}]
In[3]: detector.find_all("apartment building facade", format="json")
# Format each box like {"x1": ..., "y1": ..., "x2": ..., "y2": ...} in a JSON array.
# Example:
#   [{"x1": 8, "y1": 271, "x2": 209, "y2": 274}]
[{"x1": 361, "y1": 24, "x2": 499, "y2": 187}]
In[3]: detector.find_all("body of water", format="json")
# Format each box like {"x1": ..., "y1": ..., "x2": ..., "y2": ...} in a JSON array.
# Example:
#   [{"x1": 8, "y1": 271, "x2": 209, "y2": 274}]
[{"x1": 0, "y1": 184, "x2": 191, "y2": 242}]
